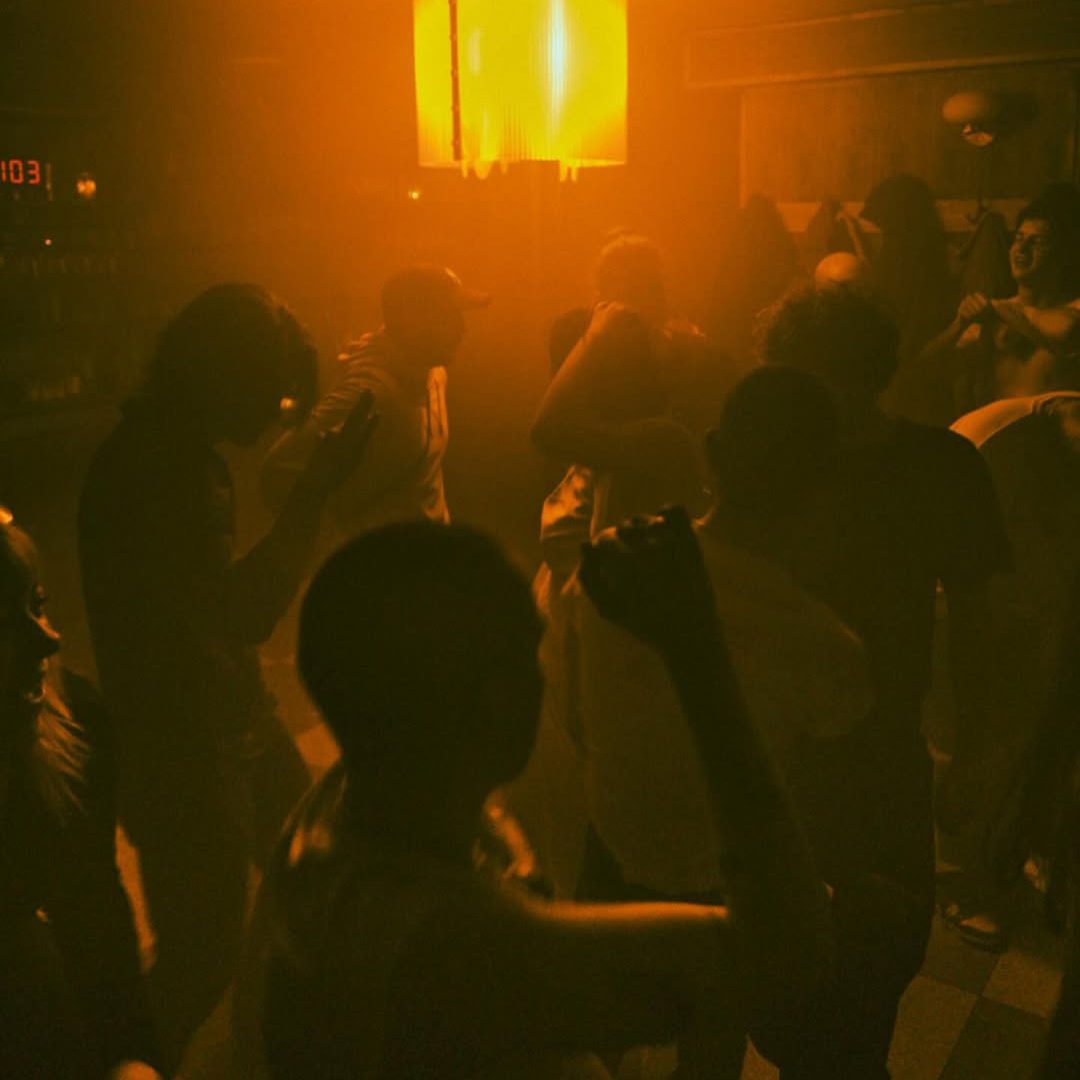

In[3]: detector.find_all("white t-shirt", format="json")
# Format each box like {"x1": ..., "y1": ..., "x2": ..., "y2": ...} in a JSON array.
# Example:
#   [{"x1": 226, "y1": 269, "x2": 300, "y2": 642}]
[{"x1": 567, "y1": 526, "x2": 872, "y2": 896}]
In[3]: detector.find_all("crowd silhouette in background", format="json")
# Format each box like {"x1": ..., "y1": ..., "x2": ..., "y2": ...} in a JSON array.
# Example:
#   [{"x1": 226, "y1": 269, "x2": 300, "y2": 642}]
[{"x1": 3, "y1": 176, "x2": 1080, "y2": 1079}]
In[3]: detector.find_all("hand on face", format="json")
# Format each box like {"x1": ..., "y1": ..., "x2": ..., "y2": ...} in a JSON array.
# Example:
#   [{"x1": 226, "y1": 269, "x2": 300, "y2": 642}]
[{"x1": 586, "y1": 300, "x2": 644, "y2": 344}]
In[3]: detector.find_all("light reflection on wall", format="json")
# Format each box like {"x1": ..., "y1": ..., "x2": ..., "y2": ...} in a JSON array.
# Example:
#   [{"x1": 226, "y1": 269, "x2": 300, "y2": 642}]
[{"x1": 414, "y1": 0, "x2": 627, "y2": 180}]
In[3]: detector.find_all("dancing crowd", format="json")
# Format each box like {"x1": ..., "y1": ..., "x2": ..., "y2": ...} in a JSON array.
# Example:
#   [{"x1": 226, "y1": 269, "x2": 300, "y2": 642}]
[{"x1": 3, "y1": 181, "x2": 1080, "y2": 1079}]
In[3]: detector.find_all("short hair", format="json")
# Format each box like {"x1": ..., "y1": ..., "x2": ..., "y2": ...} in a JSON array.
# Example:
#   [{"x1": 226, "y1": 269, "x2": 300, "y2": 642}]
[
  {"x1": 145, "y1": 283, "x2": 315, "y2": 413},
  {"x1": 706, "y1": 366, "x2": 838, "y2": 518},
  {"x1": 1016, "y1": 183, "x2": 1080, "y2": 294},
  {"x1": 593, "y1": 233, "x2": 664, "y2": 304},
  {"x1": 298, "y1": 522, "x2": 541, "y2": 777},
  {"x1": 761, "y1": 286, "x2": 900, "y2": 397}
]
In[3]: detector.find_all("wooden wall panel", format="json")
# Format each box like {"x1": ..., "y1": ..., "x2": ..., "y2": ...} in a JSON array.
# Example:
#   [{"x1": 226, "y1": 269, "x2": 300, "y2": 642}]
[
  {"x1": 739, "y1": 65, "x2": 1077, "y2": 205},
  {"x1": 686, "y1": 0, "x2": 1080, "y2": 88}
]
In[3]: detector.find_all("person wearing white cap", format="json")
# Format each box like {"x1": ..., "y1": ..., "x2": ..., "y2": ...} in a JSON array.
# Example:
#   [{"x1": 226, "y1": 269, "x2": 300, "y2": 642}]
[{"x1": 263, "y1": 264, "x2": 489, "y2": 537}]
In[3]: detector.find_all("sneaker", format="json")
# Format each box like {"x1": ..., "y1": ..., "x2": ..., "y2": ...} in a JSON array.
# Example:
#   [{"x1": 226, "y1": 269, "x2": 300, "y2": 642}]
[{"x1": 938, "y1": 899, "x2": 1008, "y2": 952}]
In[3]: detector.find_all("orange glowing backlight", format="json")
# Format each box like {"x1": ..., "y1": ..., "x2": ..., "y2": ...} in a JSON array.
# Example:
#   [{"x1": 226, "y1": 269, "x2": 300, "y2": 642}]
[{"x1": 414, "y1": 0, "x2": 627, "y2": 181}]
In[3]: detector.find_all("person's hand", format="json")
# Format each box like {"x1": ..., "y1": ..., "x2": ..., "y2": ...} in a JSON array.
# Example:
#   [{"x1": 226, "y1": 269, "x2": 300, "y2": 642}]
[
  {"x1": 585, "y1": 300, "x2": 641, "y2": 343},
  {"x1": 298, "y1": 389, "x2": 379, "y2": 495},
  {"x1": 956, "y1": 293, "x2": 995, "y2": 327},
  {"x1": 106, "y1": 1062, "x2": 164, "y2": 1080},
  {"x1": 579, "y1": 505, "x2": 717, "y2": 656}
]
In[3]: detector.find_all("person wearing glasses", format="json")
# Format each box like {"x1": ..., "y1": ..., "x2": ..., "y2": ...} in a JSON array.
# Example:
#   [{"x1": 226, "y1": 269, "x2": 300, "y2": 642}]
[{"x1": 932, "y1": 185, "x2": 1080, "y2": 404}]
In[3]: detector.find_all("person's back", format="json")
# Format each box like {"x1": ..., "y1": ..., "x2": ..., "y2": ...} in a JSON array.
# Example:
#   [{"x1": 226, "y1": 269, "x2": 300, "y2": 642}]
[
  {"x1": 261, "y1": 766, "x2": 614, "y2": 1080},
  {"x1": 78, "y1": 283, "x2": 378, "y2": 1070},
  {"x1": 80, "y1": 400, "x2": 270, "y2": 759},
  {"x1": 261, "y1": 266, "x2": 489, "y2": 539},
  {"x1": 569, "y1": 368, "x2": 870, "y2": 901},
  {"x1": 952, "y1": 393, "x2": 1080, "y2": 724},
  {"x1": 571, "y1": 523, "x2": 870, "y2": 899},
  {"x1": 763, "y1": 287, "x2": 1011, "y2": 1073},
  {"x1": 310, "y1": 332, "x2": 450, "y2": 535}
]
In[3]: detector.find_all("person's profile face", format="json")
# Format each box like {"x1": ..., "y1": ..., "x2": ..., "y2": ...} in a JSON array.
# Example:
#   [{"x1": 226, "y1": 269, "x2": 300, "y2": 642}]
[
  {"x1": 0, "y1": 533, "x2": 60, "y2": 745},
  {"x1": 1011, "y1": 219, "x2": 1057, "y2": 286}
]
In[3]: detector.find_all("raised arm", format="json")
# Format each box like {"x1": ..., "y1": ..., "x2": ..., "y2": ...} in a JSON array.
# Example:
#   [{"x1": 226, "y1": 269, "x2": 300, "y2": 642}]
[
  {"x1": 920, "y1": 293, "x2": 995, "y2": 363},
  {"x1": 221, "y1": 390, "x2": 379, "y2": 644},
  {"x1": 531, "y1": 303, "x2": 683, "y2": 473},
  {"x1": 446, "y1": 509, "x2": 830, "y2": 1064},
  {"x1": 578, "y1": 508, "x2": 830, "y2": 1004}
]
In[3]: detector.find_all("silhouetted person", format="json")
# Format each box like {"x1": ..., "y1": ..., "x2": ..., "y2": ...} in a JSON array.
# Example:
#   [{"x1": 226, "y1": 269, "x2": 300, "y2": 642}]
[
  {"x1": 536, "y1": 306, "x2": 596, "y2": 591},
  {"x1": 565, "y1": 368, "x2": 871, "y2": 1075},
  {"x1": 763, "y1": 287, "x2": 1011, "y2": 1074},
  {"x1": 532, "y1": 234, "x2": 708, "y2": 532},
  {"x1": 0, "y1": 510, "x2": 161, "y2": 1080},
  {"x1": 78, "y1": 284, "x2": 378, "y2": 1069},
  {"x1": 926, "y1": 185, "x2": 1080, "y2": 405},
  {"x1": 936, "y1": 392, "x2": 1080, "y2": 948},
  {"x1": 707, "y1": 194, "x2": 802, "y2": 371},
  {"x1": 247, "y1": 515, "x2": 832, "y2": 1079},
  {"x1": 989, "y1": 567, "x2": 1080, "y2": 1077},
  {"x1": 861, "y1": 174, "x2": 958, "y2": 425},
  {"x1": 262, "y1": 264, "x2": 489, "y2": 536},
  {"x1": 507, "y1": 307, "x2": 595, "y2": 897}
]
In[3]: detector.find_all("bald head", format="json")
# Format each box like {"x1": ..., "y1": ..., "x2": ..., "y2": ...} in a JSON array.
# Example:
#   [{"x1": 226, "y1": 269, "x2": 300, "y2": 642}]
[{"x1": 814, "y1": 252, "x2": 872, "y2": 294}]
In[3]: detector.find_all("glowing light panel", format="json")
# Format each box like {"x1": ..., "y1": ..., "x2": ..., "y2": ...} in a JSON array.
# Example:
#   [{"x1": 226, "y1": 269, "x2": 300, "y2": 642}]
[{"x1": 414, "y1": 0, "x2": 627, "y2": 180}]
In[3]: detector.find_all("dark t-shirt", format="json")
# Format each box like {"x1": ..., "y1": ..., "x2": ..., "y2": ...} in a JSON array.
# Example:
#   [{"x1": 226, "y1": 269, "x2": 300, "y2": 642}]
[
  {"x1": 0, "y1": 672, "x2": 157, "y2": 1077},
  {"x1": 790, "y1": 421, "x2": 1011, "y2": 894},
  {"x1": 79, "y1": 403, "x2": 277, "y2": 769},
  {"x1": 809, "y1": 420, "x2": 1011, "y2": 726}
]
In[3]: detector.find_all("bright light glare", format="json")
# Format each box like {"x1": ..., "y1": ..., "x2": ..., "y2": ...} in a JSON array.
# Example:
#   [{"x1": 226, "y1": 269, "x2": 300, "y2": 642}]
[{"x1": 414, "y1": 0, "x2": 627, "y2": 180}]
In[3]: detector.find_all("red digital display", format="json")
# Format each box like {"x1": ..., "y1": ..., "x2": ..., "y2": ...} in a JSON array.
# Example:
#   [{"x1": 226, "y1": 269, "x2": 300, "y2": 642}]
[{"x1": 1, "y1": 158, "x2": 46, "y2": 186}]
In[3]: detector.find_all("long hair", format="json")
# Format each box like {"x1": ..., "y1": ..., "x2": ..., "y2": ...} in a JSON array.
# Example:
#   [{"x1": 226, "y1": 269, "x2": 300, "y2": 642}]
[
  {"x1": 29, "y1": 665, "x2": 90, "y2": 824},
  {"x1": 0, "y1": 517, "x2": 89, "y2": 823}
]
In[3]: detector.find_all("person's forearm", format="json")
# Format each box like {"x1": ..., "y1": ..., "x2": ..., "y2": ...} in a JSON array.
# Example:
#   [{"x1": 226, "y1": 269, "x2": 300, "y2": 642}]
[
  {"x1": 223, "y1": 473, "x2": 327, "y2": 644},
  {"x1": 532, "y1": 334, "x2": 618, "y2": 466},
  {"x1": 921, "y1": 318, "x2": 973, "y2": 362}
]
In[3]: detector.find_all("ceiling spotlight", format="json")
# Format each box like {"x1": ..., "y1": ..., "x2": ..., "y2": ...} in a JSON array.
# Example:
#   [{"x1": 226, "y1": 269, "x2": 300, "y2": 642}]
[{"x1": 75, "y1": 172, "x2": 97, "y2": 200}]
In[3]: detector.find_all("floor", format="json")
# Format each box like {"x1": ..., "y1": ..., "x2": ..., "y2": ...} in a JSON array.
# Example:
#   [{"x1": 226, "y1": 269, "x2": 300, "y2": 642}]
[{"x1": 741, "y1": 884, "x2": 1063, "y2": 1080}]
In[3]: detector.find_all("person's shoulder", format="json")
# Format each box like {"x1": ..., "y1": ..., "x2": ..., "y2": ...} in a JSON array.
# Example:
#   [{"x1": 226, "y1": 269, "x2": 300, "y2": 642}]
[
  {"x1": 894, "y1": 419, "x2": 986, "y2": 463},
  {"x1": 85, "y1": 405, "x2": 216, "y2": 487}
]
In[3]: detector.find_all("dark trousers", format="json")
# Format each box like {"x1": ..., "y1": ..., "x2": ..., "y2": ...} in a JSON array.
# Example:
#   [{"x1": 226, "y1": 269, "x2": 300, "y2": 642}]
[
  {"x1": 785, "y1": 722, "x2": 937, "y2": 1078},
  {"x1": 577, "y1": 825, "x2": 748, "y2": 1080},
  {"x1": 120, "y1": 713, "x2": 310, "y2": 1073}
]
